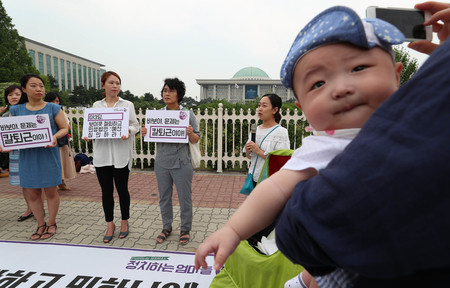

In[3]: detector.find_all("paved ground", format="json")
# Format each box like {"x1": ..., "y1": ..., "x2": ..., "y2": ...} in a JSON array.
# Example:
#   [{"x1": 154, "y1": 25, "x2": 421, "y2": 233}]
[{"x1": 0, "y1": 170, "x2": 246, "y2": 253}]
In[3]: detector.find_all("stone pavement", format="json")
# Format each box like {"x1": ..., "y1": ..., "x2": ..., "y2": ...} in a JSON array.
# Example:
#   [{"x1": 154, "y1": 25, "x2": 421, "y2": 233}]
[{"x1": 0, "y1": 170, "x2": 246, "y2": 253}]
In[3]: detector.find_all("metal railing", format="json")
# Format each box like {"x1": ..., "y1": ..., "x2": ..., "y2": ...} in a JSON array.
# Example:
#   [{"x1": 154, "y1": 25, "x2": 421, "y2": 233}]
[{"x1": 67, "y1": 103, "x2": 309, "y2": 172}]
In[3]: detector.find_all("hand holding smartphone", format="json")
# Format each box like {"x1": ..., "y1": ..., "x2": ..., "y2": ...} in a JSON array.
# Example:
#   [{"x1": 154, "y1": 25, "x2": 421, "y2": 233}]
[{"x1": 366, "y1": 6, "x2": 432, "y2": 42}]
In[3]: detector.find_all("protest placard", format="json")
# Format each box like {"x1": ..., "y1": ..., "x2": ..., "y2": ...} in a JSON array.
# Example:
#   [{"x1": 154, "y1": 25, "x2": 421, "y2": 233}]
[
  {"x1": 0, "y1": 240, "x2": 217, "y2": 288},
  {"x1": 144, "y1": 110, "x2": 190, "y2": 143},
  {"x1": 82, "y1": 107, "x2": 130, "y2": 139},
  {"x1": 0, "y1": 114, "x2": 53, "y2": 150}
]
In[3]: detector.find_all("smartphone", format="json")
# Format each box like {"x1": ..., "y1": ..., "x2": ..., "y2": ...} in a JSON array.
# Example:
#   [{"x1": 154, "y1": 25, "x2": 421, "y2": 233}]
[{"x1": 366, "y1": 6, "x2": 432, "y2": 42}]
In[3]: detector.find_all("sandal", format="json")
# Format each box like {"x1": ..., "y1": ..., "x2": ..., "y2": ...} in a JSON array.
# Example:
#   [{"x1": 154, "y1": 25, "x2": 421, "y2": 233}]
[
  {"x1": 119, "y1": 224, "x2": 129, "y2": 239},
  {"x1": 58, "y1": 184, "x2": 71, "y2": 191},
  {"x1": 31, "y1": 223, "x2": 46, "y2": 240},
  {"x1": 156, "y1": 228, "x2": 172, "y2": 244},
  {"x1": 103, "y1": 224, "x2": 116, "y2": 243},
  {"x1": 41, "y1": 223, "x2": 57, "y2": 240},
  {"x1": 179, "y1": 231, "x2": 190, "y2": 245},
  {"x1": 18, "y1": 212, "x2": 34, "y2": 222}
]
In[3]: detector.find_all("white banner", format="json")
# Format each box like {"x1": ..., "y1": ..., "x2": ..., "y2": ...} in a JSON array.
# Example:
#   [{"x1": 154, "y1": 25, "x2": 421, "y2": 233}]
[
  {"x1": 0, "y1": 114, "x2": 53, "y2": 150},
  {"x1": 82, "y1": 108, "x2": 130, "y2": 139},
  {"x1": 144, "y1": 110, "x2": 189, "y2": 143},
  {"x1": 0, "y1": 240, "x2": 216, "y2": 288}
]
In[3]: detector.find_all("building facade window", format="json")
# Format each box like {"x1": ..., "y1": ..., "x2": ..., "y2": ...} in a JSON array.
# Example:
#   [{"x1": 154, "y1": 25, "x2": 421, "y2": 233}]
[
  {"x1": 97, "y1": 70, "x2": 101, "y2": 89},
  {"x1": 230, "y1": 86, "x2": 243, "y2": 102},
  {"x1": 216, "y1": 85, "x2": 228, "y2": 99},
  {"x1": 38, "y1": 53, "x2": 44, "y2": 74},
  {"x1": 205, "y1": 85, "x2": 214, "y2": 99},
  {"x1": 93, "y1": 69, "x2": 97, "y2": 89},
  {"x1": 60, "y1": 59, "x2": 65, "y2": 91},
  {"x1": 83, "y1": 66, "x2": 87, "y2": 88},
  {"x1": 88, "y1": 67, "x2": 92, "y2": 88},
  {"x1": 72, "y1": 63, "x2": 77, "y2": 87},
  {"x1": 28, "y1": 50, "x2": 35, "y2": 66},
  {"x1": 259, "y1": 85, "x2": 273, "y2": 96},
  {"x1": 67, "y1": 61, "x2": 71, "y2": 91},
  {"x1": 46, "y1": 55, "x2": 52, "y2": 76},
  {"x1": 78, "y1": 64, "x2": 82, "y2": 87},
  {"x1": 53, "y1": 57, "x2": 59, "y2": 82}
]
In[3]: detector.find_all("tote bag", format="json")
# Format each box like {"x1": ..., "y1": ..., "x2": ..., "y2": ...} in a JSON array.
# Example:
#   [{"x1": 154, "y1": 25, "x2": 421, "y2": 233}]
[{"x1": 189, "y1": 141, "x2": 201, "y2": 168}]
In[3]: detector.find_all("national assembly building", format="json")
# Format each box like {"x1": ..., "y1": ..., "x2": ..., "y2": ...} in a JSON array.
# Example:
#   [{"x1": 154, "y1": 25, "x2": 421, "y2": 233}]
[{"x1": 196, "y1": 66, "x2": 295, "y2": 103}]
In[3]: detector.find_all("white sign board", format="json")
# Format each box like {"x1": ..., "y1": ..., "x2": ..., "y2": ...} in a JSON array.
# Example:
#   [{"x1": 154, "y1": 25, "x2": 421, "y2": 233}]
[
  {"x1": 0, "y1": 240, "x2": 217, "y2": 288},
  {"x1": 82, "y1": 107, "x2": 130, "y2": 139},
  {"x1": 0, "y1": 114, "x2": 53, "y2": 150},
  {"x1": 144, "y1": 110, "x2": 189, "y2": 143}
]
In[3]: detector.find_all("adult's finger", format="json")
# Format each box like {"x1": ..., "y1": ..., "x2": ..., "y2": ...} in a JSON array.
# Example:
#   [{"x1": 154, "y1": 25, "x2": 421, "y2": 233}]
[
  {"x1": 408, "y1": 40, "x2": 439, "y2": 55},
  {"x1": 415, "y1": 2, "x2": 450, "y2": 16}
]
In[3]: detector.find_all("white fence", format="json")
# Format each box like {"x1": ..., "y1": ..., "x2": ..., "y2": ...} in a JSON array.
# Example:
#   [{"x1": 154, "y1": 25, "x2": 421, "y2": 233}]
[{"x1": 67, "y1": 103, "x2": 309, "y2": 172}]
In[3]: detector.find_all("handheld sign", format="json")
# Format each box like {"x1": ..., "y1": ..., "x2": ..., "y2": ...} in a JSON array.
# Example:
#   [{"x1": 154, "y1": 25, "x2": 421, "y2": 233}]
[
  {"x1": 82, "y1": 107, "x2": 130, "y2": 139},
  {"x1": 0, "y1": 114, "x2": 53, "y2": 150},
  {"x1": 144, "y1": 110, "x2": 189, "y2": 143}
]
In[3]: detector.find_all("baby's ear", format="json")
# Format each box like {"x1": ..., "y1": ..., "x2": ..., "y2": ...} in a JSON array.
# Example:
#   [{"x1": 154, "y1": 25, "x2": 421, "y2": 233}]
[
  {"x1": 394, "y1": 62, "x2": 403, "y2": 87},
  {"x1": 295, "y1": 100, "x2": 302, "y2": 109}
]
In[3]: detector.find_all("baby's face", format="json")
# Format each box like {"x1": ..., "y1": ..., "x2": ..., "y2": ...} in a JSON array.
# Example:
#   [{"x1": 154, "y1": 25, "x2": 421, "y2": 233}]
[{"x1": 293, "y1": 43, "x2": 402, "y2": 131}]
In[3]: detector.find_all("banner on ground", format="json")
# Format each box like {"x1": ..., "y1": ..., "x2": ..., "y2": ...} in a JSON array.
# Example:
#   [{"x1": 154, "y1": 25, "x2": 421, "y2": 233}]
[
  {"x1": 144, "y1": 110, "x2": 189, "y2": 143},
  {"x1": 0, "y1": 114, "x2": 52, "y2": 150},
  {"x1": 82, "y1": 107, "x2": 130, "y2": 139},
  {"x1": 0, "y1": 241, "x2": 217, "y2": 288}
]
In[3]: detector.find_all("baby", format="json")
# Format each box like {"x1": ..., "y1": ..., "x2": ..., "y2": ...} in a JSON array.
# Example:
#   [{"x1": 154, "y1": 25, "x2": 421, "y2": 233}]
[{"x1": 195, "y1": 6, "x2": 404, "y2": 287}]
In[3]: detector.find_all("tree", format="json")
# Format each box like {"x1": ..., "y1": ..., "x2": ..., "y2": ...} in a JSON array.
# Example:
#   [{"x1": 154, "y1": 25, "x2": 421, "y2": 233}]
[
  {"x1": 0, "y1": 0, "x2": 39, "y2": 82},
  {"x1": 86, "y1": 87, "x2": 102, "y2": 105},
  {"x1": 180, "y1": 96, "x2": 198, "y2": 107},
  {"x1": 70, "y1": 86, "x2": 87, "y2": 106},
  {"x1": 119, "y1": 90, "x2": 137, "y2": 102},
  {"x1": 143, "y1": 92, "x2": 155, "y2": 102},
  {"x1": 394, "y1": 46, "x2": 419, "y2": 86},
  {"x1": 47, "y1": 74, "x2": 59, "y2": 90}
]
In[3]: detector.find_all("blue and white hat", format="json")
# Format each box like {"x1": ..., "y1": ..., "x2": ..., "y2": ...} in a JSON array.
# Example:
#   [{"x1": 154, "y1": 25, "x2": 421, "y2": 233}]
[{"x1": 280, "y1": 6, "x2": 405, "y2": 89}]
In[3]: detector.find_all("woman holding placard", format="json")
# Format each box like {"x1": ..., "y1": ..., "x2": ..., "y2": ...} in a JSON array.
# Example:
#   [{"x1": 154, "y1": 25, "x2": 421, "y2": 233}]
[
  {"x1": 2, "y1": 84, "x2": 41, "y2": 222},
  {"x1": 8, "y1": 74, "x2": 68, "y2": 240},
  {"x1": 84, "y1": 71, "x2": 139, "y2": 243},
  {"x1": 142, "y1": 78, "x2": 200, "y2": 245}
]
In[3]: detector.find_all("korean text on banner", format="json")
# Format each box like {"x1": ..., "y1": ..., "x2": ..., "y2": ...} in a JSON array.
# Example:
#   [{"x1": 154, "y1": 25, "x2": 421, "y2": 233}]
[
  {"x1": 144, "y1": 110, "x2": 189, "y2": 143},
  {"x1": 82, "y1": 107, "x2": 130, "y2": 139},
  {"x1": 0, "y1": 114, "x2": 53, "y2": 150},
  {"x1": 0, "y1": 241, "x2": 217, "y2": 288}
]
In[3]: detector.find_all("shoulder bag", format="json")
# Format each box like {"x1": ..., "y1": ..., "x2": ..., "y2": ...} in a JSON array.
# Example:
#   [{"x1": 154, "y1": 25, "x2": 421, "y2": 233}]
[{"x1": 240, "y1": 125, "x2": 279, "y2": 195}]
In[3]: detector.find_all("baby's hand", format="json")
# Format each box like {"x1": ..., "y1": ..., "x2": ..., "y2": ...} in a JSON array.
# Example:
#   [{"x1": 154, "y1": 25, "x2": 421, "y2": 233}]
[{"x1": 195, "y1": 226, "x2": 241, "y2": 271}]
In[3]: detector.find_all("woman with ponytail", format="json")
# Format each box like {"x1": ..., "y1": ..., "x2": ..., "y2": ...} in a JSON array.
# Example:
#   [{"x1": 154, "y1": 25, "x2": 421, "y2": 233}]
[{"x1": 244, "y1": 93, "x2": 290, "y2": 187}]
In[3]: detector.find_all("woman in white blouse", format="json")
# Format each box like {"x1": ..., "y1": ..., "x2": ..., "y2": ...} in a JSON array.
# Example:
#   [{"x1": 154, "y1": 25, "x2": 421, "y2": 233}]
[
  {"x1": 244, "y1": 93, "x2": 290, "y2": 186},
  {"x1": 84, "y1": 71, "x2": 139, "y2": 243},
  {"x1": 244, "y1": 93, "x2": 290, "y2": 243}
]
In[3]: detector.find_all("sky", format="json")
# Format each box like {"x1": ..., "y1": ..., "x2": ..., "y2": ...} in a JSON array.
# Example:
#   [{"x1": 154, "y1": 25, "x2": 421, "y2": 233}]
[{"x1": 3, "y1": 0, "x2": 430, "y2": 100}]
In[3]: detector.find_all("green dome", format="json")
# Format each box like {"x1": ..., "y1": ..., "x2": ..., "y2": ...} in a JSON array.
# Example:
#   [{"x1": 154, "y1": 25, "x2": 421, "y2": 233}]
[{"x1": 232, "y1": 67, "x2": 270, "y2": 79}]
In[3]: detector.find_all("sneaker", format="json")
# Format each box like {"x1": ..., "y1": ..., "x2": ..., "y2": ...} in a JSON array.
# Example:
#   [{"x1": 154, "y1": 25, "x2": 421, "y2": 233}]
[{"x1": 0, "y1": 171, "x2": 9, "y2": 178}]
